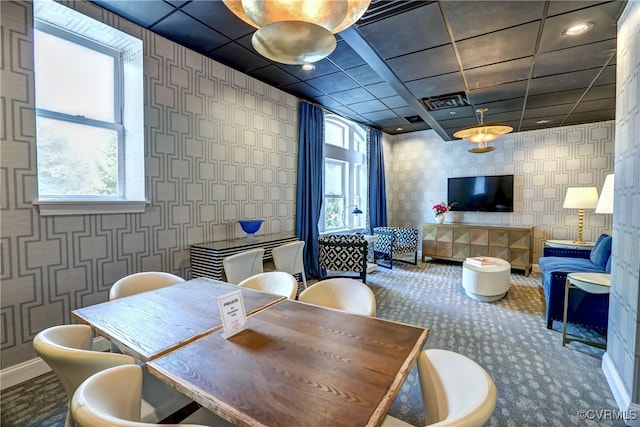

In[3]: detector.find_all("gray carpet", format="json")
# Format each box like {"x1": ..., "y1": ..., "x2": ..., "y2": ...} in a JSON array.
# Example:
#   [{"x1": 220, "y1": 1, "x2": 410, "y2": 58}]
[{"x1": 1, "y1": 260, "x2": 622, "y2": 426}]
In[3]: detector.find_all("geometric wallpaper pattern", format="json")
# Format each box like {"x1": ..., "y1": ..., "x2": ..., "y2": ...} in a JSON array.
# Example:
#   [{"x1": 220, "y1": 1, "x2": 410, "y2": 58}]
[
  {"x1": 608, "y1": 0, "x2": 640, "y2": 408},
  {"x1": 383, "y1": 121, "x2": 615, "y2": 264},
  {"x1": 0, "y1": 0, "x2": 298, "y2": 368}
]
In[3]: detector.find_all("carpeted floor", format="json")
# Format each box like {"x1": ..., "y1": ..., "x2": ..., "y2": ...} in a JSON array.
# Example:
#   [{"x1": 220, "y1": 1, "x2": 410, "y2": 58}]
[{"x1": 1, "y1": 260, "x2": 622, "y2": 426}]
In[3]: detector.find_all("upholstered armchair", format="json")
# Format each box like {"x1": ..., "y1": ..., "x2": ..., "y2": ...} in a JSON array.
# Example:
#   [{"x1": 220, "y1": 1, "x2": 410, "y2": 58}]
[
  {"x1": 373, "y1": 227, "x2": 419, "y2": 269},
  {"x1": 318, "y1": 234, "x2": 369, "y2": 283}
]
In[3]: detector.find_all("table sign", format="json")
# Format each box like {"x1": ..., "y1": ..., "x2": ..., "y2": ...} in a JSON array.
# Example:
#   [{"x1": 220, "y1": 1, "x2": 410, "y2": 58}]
[{"x1": 218, "y1": 290, "x2": 247, "y2": 338}]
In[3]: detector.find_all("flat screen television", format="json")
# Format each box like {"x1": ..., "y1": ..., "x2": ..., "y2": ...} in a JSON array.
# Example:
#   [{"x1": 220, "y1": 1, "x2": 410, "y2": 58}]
[{"x1": 447, "y1": 175, "x2": 514, "y2": 212}]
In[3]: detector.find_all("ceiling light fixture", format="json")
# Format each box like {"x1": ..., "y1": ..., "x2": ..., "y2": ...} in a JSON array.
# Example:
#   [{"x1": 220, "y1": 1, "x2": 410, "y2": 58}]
[
  {"x1": 563, "y1": 22, "x2": 594, "y2": 36},
  {"x1": 536, "y1": 119, "x2": 550, "y2": 124},
  {"x1": 222, "y1": 0, "x2": 371, "y2": 65},
  {"x1": 453, "y1": 108, "x2": 513, "y2": 153},
  {"x1": 301, "y1": 63, "x2": 316, "y2": 71}
]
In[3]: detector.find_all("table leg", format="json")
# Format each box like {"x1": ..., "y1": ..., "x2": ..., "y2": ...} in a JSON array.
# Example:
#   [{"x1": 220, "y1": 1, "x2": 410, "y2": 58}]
[{"x1": 562, "y1": 278, "x2": 570, "y2": 346}]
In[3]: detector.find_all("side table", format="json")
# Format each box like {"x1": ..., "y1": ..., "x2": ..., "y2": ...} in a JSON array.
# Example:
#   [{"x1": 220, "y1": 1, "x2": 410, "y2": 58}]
[
  {"x1": 545, "y1": 239, "x2": 595, "y2": 250},
  {"x1": 562, "y1": 272, "x2": 611, "y2": 349}
]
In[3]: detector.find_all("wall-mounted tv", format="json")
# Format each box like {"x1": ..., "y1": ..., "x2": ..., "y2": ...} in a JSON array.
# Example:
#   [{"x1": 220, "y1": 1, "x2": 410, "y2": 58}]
[{"x1": 448, "y1": 175, "x2": 514, "y2": 212}]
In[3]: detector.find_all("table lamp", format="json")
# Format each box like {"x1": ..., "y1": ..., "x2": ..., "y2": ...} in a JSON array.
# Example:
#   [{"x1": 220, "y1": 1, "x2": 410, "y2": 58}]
[
  {"x1": 595, "y1": 174, "x2": 614, "y2": 214},
  {"x1": 563, "y1": 187, "x2": 599, "y2": 244}
]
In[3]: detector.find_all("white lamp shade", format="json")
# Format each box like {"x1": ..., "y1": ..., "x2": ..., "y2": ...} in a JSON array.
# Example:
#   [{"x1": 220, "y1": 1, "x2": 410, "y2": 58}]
[
  {"x1": 595, "y1": 174, "x2": 614, "y2": 214},
  {"x1": 563, "y1": 187, "x2": 599, "y2": 209}
]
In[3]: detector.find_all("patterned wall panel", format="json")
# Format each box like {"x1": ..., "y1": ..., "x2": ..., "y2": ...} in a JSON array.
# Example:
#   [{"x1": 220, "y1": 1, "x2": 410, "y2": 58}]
[
  {"x1": 384, "y1": 122, "x2": 615, "y2": 263},
  {"x1": 609, "y1": 0, "x2": 640, "y2": 404},
  {"x1": 0, "y1": 0, "x2": 298, "y2": 368}
]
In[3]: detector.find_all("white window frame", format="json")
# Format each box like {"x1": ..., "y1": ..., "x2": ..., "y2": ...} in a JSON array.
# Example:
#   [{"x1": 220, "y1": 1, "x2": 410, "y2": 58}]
[
  {"x1": 32, "y1": 0, "x2": 146, "y2": 216},
  {"x1": 320, "y1": 114, "x2": 367, "y2": 233}
]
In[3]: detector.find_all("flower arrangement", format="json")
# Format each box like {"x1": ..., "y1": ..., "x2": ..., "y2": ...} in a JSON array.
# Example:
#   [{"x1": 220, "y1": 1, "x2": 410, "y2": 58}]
[{"x1": 432, "y1": 202, "x2": 454, "y2": 218}]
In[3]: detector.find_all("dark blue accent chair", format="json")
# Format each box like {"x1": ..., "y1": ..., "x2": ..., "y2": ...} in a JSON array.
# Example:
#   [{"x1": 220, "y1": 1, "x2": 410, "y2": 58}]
[{"x1": 538, "y1": 234, "x2": 611, "y2": 331}]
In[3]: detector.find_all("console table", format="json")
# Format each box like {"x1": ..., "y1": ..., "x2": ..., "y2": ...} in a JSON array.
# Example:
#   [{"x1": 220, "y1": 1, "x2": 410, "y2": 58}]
[
  {"x1": 422, "y1": 223, "x2": 533, "y2": 276},
  {"x1": 190, "y1": 232, "x2": 298, "y2": 280}
]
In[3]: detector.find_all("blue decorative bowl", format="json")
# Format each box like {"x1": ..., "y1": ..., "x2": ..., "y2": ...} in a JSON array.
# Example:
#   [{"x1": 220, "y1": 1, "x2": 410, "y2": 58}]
[{"x1": 238, "y1": 219, "x2": 264, "y2": 235}]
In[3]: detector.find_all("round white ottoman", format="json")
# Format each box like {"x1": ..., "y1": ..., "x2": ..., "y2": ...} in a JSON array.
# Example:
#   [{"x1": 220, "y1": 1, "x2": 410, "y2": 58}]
[{"x1": 462, "y1": 257, "x2": 511, "y2": 302}]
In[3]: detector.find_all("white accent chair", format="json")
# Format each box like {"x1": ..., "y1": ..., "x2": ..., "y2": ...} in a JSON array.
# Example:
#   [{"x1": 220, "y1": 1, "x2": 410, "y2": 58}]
[
  {"x1": 271, "y1": 241, "x2": 307, "y2": 290},
  {"x1": 298, "y1": 278, "x2": 376, "y2": 316},
  {"x1": 382, "y1": 349, "x2": 497, "y2": 427},
  {"x1": 222, "y1": 248, "x2": 264, "y2": 284},
  {"x1": 238, "y1": 271, "x2": 298, "y2": 299},
  {"x1": 71, "y1": 364, "x2": 233, "y2": 427},
  {"x1": 109, "y1": 272, "x2": 185, "y2": 300},
  {"x1": 33, "y1": 324, "x2": 193, "y2": 426}
]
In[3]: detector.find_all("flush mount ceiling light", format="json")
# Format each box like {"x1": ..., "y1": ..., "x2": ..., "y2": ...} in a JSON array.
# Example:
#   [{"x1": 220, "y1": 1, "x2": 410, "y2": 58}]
[
  {"x1": 453, "y1": 108, "x2": 513, "y2": 153},
  {"x1": 301, "y1": 63, "x2": 316, "y2": 71},
  {"x1": 222, "y1": 0, "x2": 371, "y2": 65},
  {"x1": 563, "y1": 22, "x2": 594, "y2": 36}
]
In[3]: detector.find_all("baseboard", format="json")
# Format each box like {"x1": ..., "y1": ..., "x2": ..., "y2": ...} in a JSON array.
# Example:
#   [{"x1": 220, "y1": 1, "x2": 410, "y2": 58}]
[
  {"x1": 0, "y1": 336, "x2": 110, "y2": 391},
  {"x1": 602, "y1": 351, "x2": 640, "y2": 426}
]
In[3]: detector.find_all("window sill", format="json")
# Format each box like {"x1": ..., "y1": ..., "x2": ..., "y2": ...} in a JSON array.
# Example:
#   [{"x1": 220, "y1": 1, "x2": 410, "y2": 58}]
[{"x1": 33, "y1": 200, "x2": 149, "y2": 216}]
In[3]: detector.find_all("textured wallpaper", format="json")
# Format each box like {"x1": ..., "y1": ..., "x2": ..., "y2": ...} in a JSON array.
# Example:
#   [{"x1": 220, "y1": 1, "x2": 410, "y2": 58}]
[
  {"x1": 0, "y1": 0, "x2": 298, "y2": 367},
  {"x1": 384, "y1": 121, "x2": 615, "y2": 263},
  {"x1": 608, "y1": 0, "x2": 640, "y2": 406}
]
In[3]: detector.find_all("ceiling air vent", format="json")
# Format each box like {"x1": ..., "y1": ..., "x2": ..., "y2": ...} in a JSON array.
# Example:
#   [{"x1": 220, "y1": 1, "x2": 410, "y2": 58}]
[
  {"x1": 357, "y1": 0, "x2": 432, "y2": 26},
  {"x1": 423, "y1": 92, "x2": 470, "y2": 111},
  {"x1": 404, "y1": 115, "x2": 425, "y2": 124}
]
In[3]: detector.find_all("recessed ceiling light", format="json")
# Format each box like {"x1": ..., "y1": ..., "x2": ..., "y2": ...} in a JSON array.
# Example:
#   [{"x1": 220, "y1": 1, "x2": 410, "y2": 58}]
[
  {"x1": 563, "y1": 22, "x2": 593, "y2": 36},
  {"x1": 536, "y1": 119, "x2": 551, "y2": 124},
  {"x1": 449, "y1": 111, "x2": 457, "y2": 116},
  {"x1": 396, "y1": 127, "x2": 403, "y2": 131},
  {"x1": 301, "y1": 63, "x2": 316, "y2": 71}
]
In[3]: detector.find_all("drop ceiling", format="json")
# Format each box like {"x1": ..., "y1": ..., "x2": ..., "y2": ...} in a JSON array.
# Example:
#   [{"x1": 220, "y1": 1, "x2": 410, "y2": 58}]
[{"x1": 90, "y1": 0, "x2": 626, "y2": 138}]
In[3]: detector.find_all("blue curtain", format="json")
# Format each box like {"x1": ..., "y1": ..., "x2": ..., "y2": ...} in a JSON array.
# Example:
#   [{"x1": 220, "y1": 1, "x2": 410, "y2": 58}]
[
  {"x1": 296, "y1": 102, "x2": 324, "y2": 279},
  {"x1": 368, "y1": 129, "x2": 388, "y2": 229}
]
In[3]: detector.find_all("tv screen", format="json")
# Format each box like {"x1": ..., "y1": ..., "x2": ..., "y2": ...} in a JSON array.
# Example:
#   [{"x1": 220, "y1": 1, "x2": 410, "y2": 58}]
[{"x1": 448, "y1": 175, "x2": 514, "y2": 212}]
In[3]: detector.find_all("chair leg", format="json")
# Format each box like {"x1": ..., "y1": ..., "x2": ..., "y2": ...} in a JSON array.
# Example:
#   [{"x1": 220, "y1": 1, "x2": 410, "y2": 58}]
[{"x1": 301, "y1": 271, "x2": 308, "y2": 289}]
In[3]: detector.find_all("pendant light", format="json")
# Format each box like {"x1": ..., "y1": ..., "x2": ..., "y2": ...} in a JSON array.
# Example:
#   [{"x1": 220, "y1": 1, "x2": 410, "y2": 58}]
[{"x1": 453, "y1": 108, "x2": 513, "y2": 153}]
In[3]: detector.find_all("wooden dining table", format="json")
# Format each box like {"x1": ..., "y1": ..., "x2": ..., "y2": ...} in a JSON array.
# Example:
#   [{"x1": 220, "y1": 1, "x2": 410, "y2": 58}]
[
  {"x1": 72, "y1": 277, "x2": 284, "y2": 361},
  {"x1": 147, "y1": 299, "x2": 429, "y2": 427}
]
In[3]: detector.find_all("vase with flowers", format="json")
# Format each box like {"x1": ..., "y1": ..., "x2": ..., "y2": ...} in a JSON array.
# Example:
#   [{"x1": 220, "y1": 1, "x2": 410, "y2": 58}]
[{"x1": 432, "y1": 202, "x2": 454, "y2": 224}]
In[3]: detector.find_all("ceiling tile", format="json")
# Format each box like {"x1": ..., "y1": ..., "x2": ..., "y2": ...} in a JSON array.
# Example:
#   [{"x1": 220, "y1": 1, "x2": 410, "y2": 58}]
[
  {"x1": 443, "y1": 1, "x2": 545, "y2": 40},
  {"x1": 526, "y1": 89, "x2": 583, "y2": 108},
  {"x1": 478, "y1": 97, "x2": 525, "y2": 115},
  {"x1": 394, "y1": 106, "x2": 420, "y2": 117},
  {"x1": 376, "y1": 118, "x2": 410, "y2": 128},
  {"x1": 406, "y1": 73, "x2": 466, "y2": 99},
  {"x1": 468, "y1": 81, "x2": 529, "y2": 104},
  {"x1": 363, "y1": 82, "x2": 398, "y2": 99},
  {"x1": 251, "y1": 65, "x2": 299, "y2": 88},
  {"x1": 523, "y1": 104, "x2": 574, "y2": 119},
  {"x1": 465, "y1": 57, "x2": 533, "y2": 89},
  {"x1": 280, "y1": 81, "x2": 324, "y2": 98},
  {"x1": 547, "y1": 1, "x2": 612, "y2": 16},
  {"x1": 533, "y1": 39, "x2": 616, "y2": 77},
  {"x1": 209, "y1": 42, "x2": 270, "y2": 73},
  {"x1": 361, "y1": 109, "x2": 400, "y2": 121},
  {"x1": 150, "y1": 11, "x2": 230, "y2": 53},
  {"x1": 348, "y1": 99, "x2": 389, "y2": 114},
  {"x1": 91, "y1": 0, "x2": 176, "y2": 27},
  {"x1": 528, "y1": 68, "x2": 599, "y2": 95},
  {"x1": 538, "y1": 2, "x2": 622, "y2": 53},
  {"x1": 181, "y1": 1, "x2": 254, "y2": 40},
  {"x1": 312, "y1": 95, "x2": 344, "y2": 109},
  {"x1": 388, "y1": 44, "x2": 459, "y2": 82},
  {"x1": 358, "y1": 2, "x2": 449, "y2": 59},
  {"x1": 456, "y1": 22, "x2": 540, "y2": 69},
  {"x1": 574, "y1": 98, "x2": 616, "y2": 113},
  {"x1": 330, "y1": 87, "x2": 376, "y2": 104},
  {"x1": 344, "y1": 65, "x2": 385, "y2": 86},
  {"x1": 306, "y1": 72, "x2": 359, "y2": 94},
  {"x1": 595, "y1": 64, "x2": 616, "y2": 85},
  {"x1": 380, "y1": 95, "x2": 409, "y2": 109},
  {"x1": 564, "y1": 109, "x2": 615, "y2": 124},
  {"x1": 280, "y1": 60, "x2": 340, "y2": 80},
  {"x1": 327, "y1": 40, "x2": 367, "y2": 69},
  {"x1": 583, "y1": 84, "x2": 616, "y2": 101}
]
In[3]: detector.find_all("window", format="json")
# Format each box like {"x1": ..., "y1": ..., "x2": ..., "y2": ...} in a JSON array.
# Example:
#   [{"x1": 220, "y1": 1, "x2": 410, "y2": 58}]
[
  {"x1": 33, "y1": 0, "x2": 145, "y2": 215},
  {"x1": 321, "y1": 115, "x2": 367, "y2": 233}
]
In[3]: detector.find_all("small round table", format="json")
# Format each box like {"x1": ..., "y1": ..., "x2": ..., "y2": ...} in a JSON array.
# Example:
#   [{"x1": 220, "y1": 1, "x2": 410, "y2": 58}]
[
  {"x1": 562, "y1": 272, "x2": 611, "y2": 348},
  {"x1": 462, "y1": 257, "x2": 511, "y2": 302}
]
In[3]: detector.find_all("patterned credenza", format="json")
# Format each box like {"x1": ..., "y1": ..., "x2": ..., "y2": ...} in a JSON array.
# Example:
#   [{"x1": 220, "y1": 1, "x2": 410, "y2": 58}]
[
  {"x1": 190, "y1": 232, "x2": 298, "y2": 281},
  {"x1": 422, "y1": 223, "x2": 533, "y2": 276}
]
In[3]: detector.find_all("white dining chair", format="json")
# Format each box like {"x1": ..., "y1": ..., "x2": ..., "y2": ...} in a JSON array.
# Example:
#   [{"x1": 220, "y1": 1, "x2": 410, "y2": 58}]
[
  {"x1": 382, "y1": 349, "x2": 497, "y2": 427},
  {"x1": 33, "y1": 324, "x2": 193, "y2": 426},
  {"x1": 238, "y1": 271, "x2": 298, "y2": 299},
  {"x1": 109, "y1": 272, "x2": 185, "y2": 300},
  {"x1": 298, "y1": 278, "x2": 376, "y2": 316},
  {"x1": 271, "y1": 241, "x2": 307, "y2": 290},
  {"x1": 222, "y1": 248, "x2": 264, "y2": 285},
  {"x1": 71, "y1": 364, "x2": 234, "y2": 427}
]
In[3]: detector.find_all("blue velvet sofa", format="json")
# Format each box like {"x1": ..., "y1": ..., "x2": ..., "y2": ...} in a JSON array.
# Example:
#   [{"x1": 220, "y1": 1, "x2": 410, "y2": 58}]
[{"x1": 538, "y1": 234, "x2": 611, "y2": 331}]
